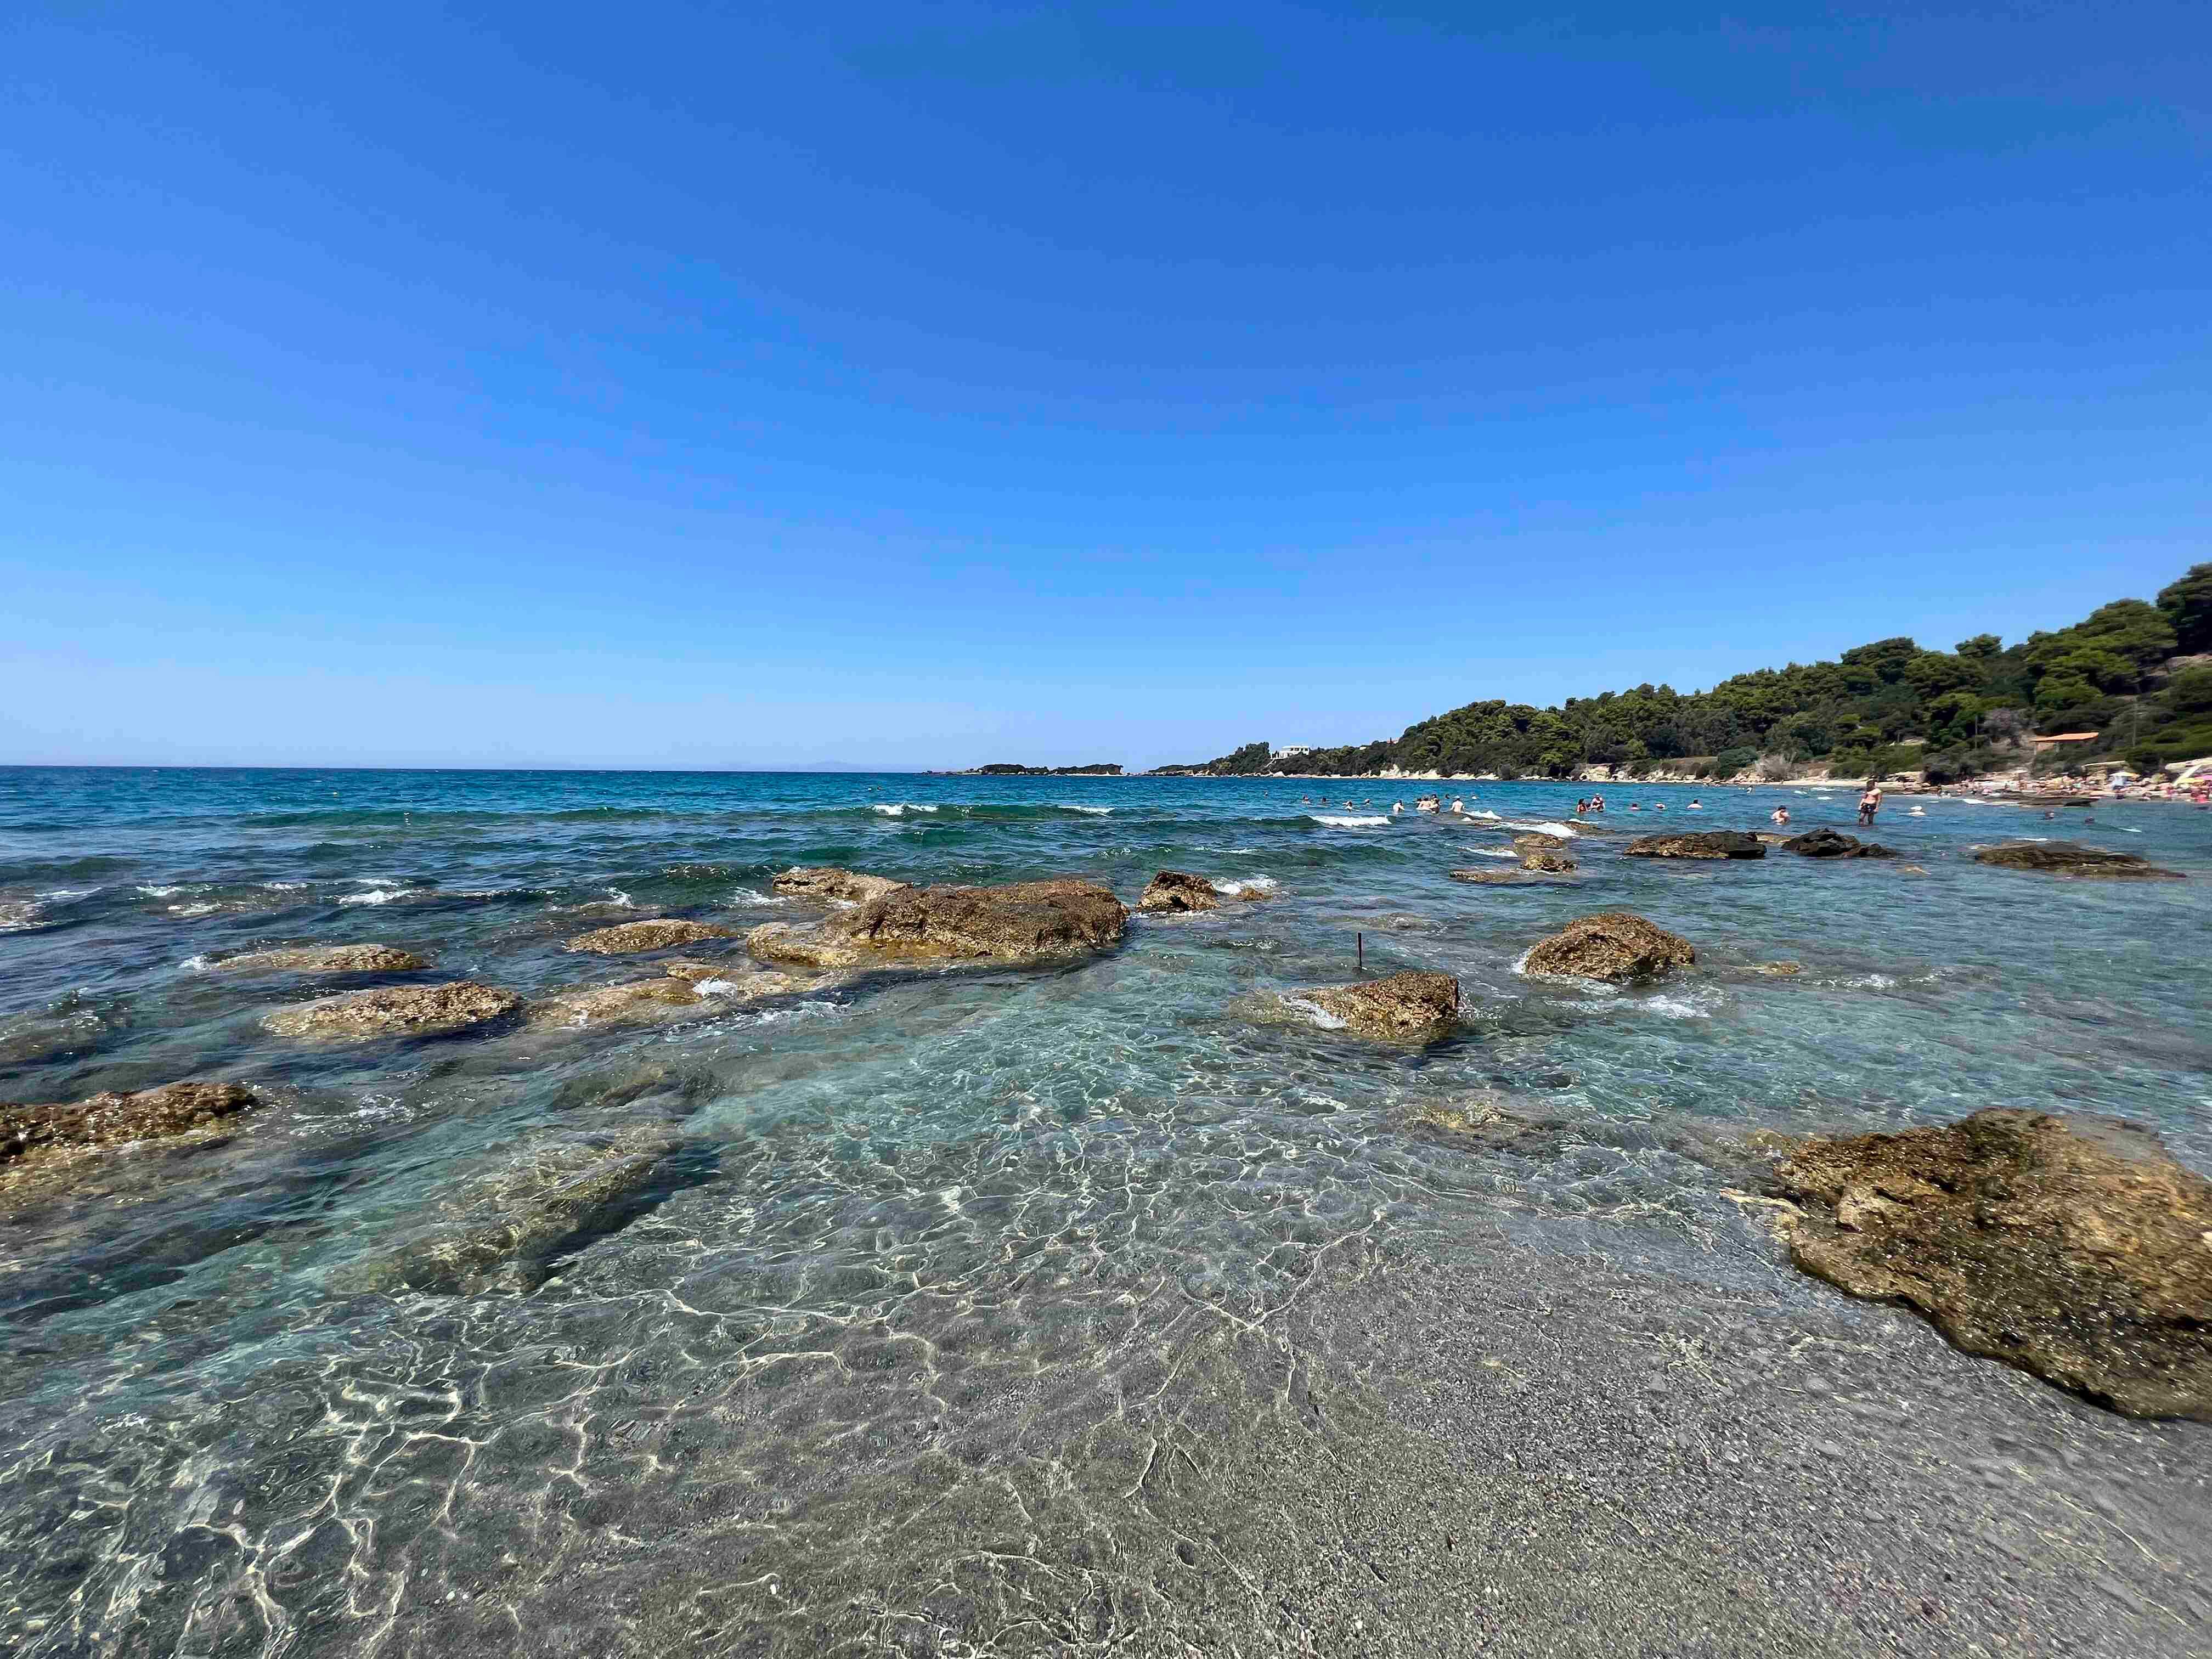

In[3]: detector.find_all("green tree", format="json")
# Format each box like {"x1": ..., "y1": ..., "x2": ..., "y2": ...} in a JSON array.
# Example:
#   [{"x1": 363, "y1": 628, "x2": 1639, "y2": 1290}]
[
  {"x1": 1955, "y1": 633, "x2": 2002, "y2": 660},
  {"x1": 2034, "y1": 674, "x2": 2097, "y2": 713},
  {"x1": 2157, "y1": 562, "x2": 2212, "y2": 654},
  {"x1": 2168, "y1": 664, "x2": 2212, "y2": 717}
]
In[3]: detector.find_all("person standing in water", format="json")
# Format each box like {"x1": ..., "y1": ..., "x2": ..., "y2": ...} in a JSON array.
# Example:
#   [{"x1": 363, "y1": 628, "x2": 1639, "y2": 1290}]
[{"x1": 1771, "y1": 806, "x2": 1791, "y2": 826}]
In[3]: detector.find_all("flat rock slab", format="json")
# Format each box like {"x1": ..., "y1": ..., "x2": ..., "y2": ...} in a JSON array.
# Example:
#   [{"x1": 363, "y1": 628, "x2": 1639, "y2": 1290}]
[
  {"x1": 1781, "y1": 828, "x2": 1897, "y2": 859},
  {"x1": 527, "y1": 968, "x2": 834, "y2": 1030},
  {"x1": 264, "y1": 981, "x2": 521, "y2": 1039},
  {"x1": 1622, "y1": 831, "x2": 1766, "y2": 860},
  {"x1": 565, "y1": 918, "x2": 739, "y2": 953},
  {"x1": 1973, "y1": 841, "x2": 2185, "y2": 879},
  {"x1": 749, "y1": 877, "x2": 1127, "y2": 969},
  {"x1": 1293, "y1": 970, "x2": 1460, "y2": 1041},
  {"x1": 1524, "y1": 912, "x2": 1695, "y2": 981},
  {"x1": 1518, "y1": 848, "x2": 1577, "y2": 872},
  {"x1": 212, "y1": 944, "x2": 429, "y2": 974},
  {"x1": 771, "y1": 867, "x2": 910, "y2": 905},
  {"x1": 1775, "y1": 1109, "x2": 2212, "y2": 1419},
  {"x1": 3, "y1": 1081, "x2": 259, "y2": 1177},
  {"x1": 1449, "y1": 867, "x2": 1572, "y2": 885}
]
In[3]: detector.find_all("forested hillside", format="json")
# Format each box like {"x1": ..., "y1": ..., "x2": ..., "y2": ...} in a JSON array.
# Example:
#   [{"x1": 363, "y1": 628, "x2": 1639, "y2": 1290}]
[{"x1": 1174, "y1": 564, "x2": 2212, "y2": 782}]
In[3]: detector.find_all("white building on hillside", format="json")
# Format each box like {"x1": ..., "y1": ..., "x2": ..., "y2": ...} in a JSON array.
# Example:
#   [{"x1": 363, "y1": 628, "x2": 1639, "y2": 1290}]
[{"x1": 1273, "y1": 744, "x2": 1314, "y2": 759}]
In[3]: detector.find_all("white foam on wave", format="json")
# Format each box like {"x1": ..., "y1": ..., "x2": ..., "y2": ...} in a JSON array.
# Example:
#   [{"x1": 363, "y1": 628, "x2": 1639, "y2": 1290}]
[
  {"x1": 1506, "y1": 820, "x2": 1580, "y2": 839},
  {"x1": 0, "y1": 899, "x2": 42, "y2": 932},
  {"x1": 138, "y1": 884, "x2": 197, "y2": 898},
  {"x1": 872, "y1": 803, "x2": 939, "y2": 817},
  {"x1": 1065, "y1": 805, "x2": 1113, "y2": 816},
  {"x1": 263, "y1": 881, "x2": 308, "y2": 891},
  {"x1": 1838, "y1": 973, "x2": 1898, "y2": 990},
  {"x1": 1311, "y1": 814, "x2": 1391, "y2": 828},
  {"x1": 180, "y1": 953, "x2": 213, "y2": 972},
  {"x1": 1279, "y1": 995, "x2": 1348, "y2": 1030},
  {"x1": 1211, "y1": 874, "x2": 1278, "y2": 895},
  {"x1": 1464, "y1": 809, "x2": 1503, "y2": 822},
  {"x1": 1465, "y1": 847, "x2": 1519, "y2": 860},
  {"x1": 169, "y1": 902, "x2": 224, "y2": 917},
  {"x1": 727, "y1": 886, "x2": 792, "y2": 906},
  {"x1": 1639, "y1": 994, "x2": 1712, "y2": 1020},
  {"x1": 692, "y1": 978, "x2": 740, "y2": 997},
  {"x1": 39, "y1": 887, "x2": 95, "y2": 901},
  {"x1": 339, "y1": 887, "x2": 424, "y2": 907}
]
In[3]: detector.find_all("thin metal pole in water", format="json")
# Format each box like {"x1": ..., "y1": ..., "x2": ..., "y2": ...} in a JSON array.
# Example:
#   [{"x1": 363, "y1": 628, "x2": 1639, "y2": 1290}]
[{"x1": 1357, "y1": 932, "x2": 1363, "y2": 971}]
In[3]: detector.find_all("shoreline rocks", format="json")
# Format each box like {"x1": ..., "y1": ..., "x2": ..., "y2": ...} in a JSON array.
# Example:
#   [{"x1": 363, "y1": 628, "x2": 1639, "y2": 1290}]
[
  {"x1": 565, "y1": 918, "x2": 738, "y2": 954},
  {"x1": 263, "y1": 981, "x2": 521, "y2": 1040},
  {"x1": 1524, "y1": 913, "x2": 1695, "y2": 981},
  {"x1": 527, "y1": 966, "x2": 836, "y2": 1030},
  {"x1": 1972, "y1": 842, "x2": 2185, "y2": 880},
  {"x1": 1774, "y1": 1110, "x2": 2212, "y2": 1420},
  {"x1": 1781, "y1": 828, "x2": 1898, "y2": 860},
  {"x1": 1139, "y1": 871, "x2": 1221, "y2": 913},
  {"x1": 748, "y1": 878, "x2": 1127, "y2": 970},
  {"x1": 212, "y1": 944, "x2": 429, "y2": 975},
  {"x1": 771, "y1": 867, "x2": 910, "y2": 905},
  {"x1": 1292, "y1": 970, "x2": 1460, "y2": 1041},
  {"x1": 3, "y1": 1081, "x2": 259, "y2": 1180},
  {"x1": 1622, "y1": 830, "x2": 1766, "y2": 860}
]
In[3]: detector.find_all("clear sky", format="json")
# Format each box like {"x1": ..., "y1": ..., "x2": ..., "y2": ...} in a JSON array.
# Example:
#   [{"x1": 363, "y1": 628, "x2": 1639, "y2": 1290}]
[{"x1": 3, "y1": 2, "x2": 2205, "y2": 770}]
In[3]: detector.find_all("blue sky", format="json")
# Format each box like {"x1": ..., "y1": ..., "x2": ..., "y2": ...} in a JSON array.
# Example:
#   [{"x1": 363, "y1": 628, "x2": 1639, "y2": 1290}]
[{"x1": 3, "y1": 1, "x2": 2205, "y2": 770}]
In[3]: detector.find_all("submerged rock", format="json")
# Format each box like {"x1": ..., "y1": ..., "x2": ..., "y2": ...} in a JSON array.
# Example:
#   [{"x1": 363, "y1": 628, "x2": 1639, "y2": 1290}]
[
  {"x1": 771, "y1": 866, "x2": 910, "y2": 905},
  {"x1": 330, "y1": 1126, "x2": 690, "y2": 1296},
  {"x1": 565, "y1": 918, "x2": 738, "y2": 953},
  {"x1": 263, "y1": 981, "x2": 521, "y2": 1039},
  {"x1": 2, "y1": 1081, "x2": 259, "y2": 1177},
  {"x1": 1781, "y1": 828, "x2": 1898, "y2": 859},
  {"x1": 1517, "y1": 847, "x2": 1577, "y2": 873},
  {"x1": 527, "y1": 968, "x2": 834, "y2": 1029},
  {"x1": 1139, "y1": 871, "x2": 1220, "y2": 913},
  {"x1": 1774, "y1": 1110, "x2": 2212, "y2": 1420},
  {"x1": 1622, "y1": 830, "x2": 1766, "y2": 860},
  {"x1": 1406, "y1": 1093, "x2": 1568, "y2": 1156},
  {"x1": 1972, "y1": 842, "x2": 2185, "y2": 880},
  {"x1": 748, "y1": 878, "x2": 1127, "y2": 970},
  {"x1": 1292, "y1": 970, "x2": 1460, "y2": 1041},
  {"x1": 213, "y1": 944, "x2": 428, "y2": 975},
  {"x1": 1449, "y1": 867, "x2": 1555, "y2": 885},
  {"x1": 1523, "y1": 912, "x2": 1695, "y2": 981},
  {"x1": 1745, "y1": 961, "x2": 1805, "y2": 977}
]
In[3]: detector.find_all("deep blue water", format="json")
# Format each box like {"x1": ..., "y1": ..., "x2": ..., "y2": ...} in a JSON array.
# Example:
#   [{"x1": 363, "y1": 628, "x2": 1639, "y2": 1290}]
[{"x1": 2, "y1": 767, "x2": 2208, "y2": 1655}]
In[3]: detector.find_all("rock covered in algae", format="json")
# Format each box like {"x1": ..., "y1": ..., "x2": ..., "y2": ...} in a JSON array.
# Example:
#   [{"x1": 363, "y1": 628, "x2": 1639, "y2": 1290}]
[
  {"x1": 2, "y1": 1081, "x2": 259, "y2": 1177},
  {"x1": 1972, "y1": 841, "x2": 2184, "y2": 880},
  {"x1": 1522, "y1": 913, "x2": 1695, "y2": 982},
  {"x1": 263, "y1": 981, "x2": 521, "y2": 1039},
  {"x1": 747, "y1": 878, "x2": 1127, "y2": 970},
  {"x1": 771, "y1": 866, "x2": 911, "y2": 905},
  {"x1": 1621, "y1": 830, "x2": 1766, "y2": 860},
  {"x1": 1291, "y1": 970, "x2": 1460, "y2": 1042},
  {"x1": 1774, "y1": 1109, "x2": 2212, "y2": 1419},
  {"x1": 1139, "y1": 871, "x2": 1220, "y2": 913},
  {"x1": 212, "y1": 944, "x2": 429, "y2": 975},
  {"x1": 563, "y1": 918, "x2": 738, "y2": 954}
]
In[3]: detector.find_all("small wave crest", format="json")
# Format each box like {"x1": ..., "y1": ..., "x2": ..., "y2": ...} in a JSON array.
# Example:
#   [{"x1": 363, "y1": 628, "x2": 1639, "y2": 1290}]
[
  {"x1": 1311, "y1": 814, "x2": 1391, "y2": 828},
  {"x1": 1211, "y1": 874, "x2": 1278, "y2": 895},
  {"x1": 872, "y1": 803, "x2": 940, "y2": 817},
  {"x1": 1506, "y1": 820, "x2": 1580, "y2": 839}
]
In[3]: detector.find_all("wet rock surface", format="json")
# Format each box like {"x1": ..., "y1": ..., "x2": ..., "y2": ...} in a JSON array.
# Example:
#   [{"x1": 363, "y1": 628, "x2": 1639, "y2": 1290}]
[
  {"x1": 263, "y1": 981, "x2": 522, "y2": 1040},
  {"x1": 1449, "y1": 866, "x2": 1561, "y2": 885},
  {"x1": 212, "y1": 944, "x2": 430, "y2": 975},
  {"x1": 329, "y1": 1126, "x2": 694, "y2": 1296},
  {"x1": 1973, "y1": 841, "x2": 2186, "y2": 879},
  {"x1": 565, "y1": 918, "x2": 740, "y2": 953},
  {"x1": 1294, "y1": 970, "x2": 1461, "y2": 1041},
  {"x1": 770, "y1": 866, "x2": 910, "y2": 905},
  {"x1": 1622, "y1": 830, "x2": 1767, "y2": 860},
  {"x1": 1524, "y1": 912, "x2": 1696, "y2": 981},
  {"x1": 2, "y1": 1081, "x2": 259, "y2": 1177},
  {"x1": 1139, "y1": 870, "x2": 1221, "y2": 913},
  {"x1": 527, "y1": 968, "x2": 836, "y2": 1029},
  {"x1": 1781, "y1": 828, "x2": 1898, "y2": 859},
  {"x1": 748, "y1": 878, "x2": 1128, "y2": 969},
  {"x1": 1774, "y1": 1109, "x2": 2212, "y2": 1419},
  {"x1": 1517, "y1": 847, "x2": 1577, "y2": 873}
]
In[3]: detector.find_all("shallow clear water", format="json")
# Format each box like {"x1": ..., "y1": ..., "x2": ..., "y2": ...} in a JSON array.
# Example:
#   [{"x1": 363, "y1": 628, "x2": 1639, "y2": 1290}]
[{"x1": 2, "y1": 768, "x2": 2208, "y2": 1655}]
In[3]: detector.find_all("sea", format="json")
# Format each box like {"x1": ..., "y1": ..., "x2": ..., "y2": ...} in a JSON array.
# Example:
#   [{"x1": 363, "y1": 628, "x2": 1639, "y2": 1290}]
[{"x1": 2, "y1": 766, "x2": 2208, "y2": 1656}]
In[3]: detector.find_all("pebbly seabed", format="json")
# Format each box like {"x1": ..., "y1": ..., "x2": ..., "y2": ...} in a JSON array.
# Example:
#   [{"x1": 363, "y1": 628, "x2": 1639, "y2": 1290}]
[{"x1": 2, "y1": 766, "x2": 2210, "y2": 1658}]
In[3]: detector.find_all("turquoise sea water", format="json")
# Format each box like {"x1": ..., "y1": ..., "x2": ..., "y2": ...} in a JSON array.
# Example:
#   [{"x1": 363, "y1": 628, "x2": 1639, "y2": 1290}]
[{"x1": 2, "y1": 766, "x2": 2208, "y2": 1655}]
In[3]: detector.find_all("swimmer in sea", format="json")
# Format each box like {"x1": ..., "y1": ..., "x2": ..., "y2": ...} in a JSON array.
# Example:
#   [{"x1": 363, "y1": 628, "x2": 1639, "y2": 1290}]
[{"x1": 1771, "y1": 806, "x2": 1790, "y2": 826}]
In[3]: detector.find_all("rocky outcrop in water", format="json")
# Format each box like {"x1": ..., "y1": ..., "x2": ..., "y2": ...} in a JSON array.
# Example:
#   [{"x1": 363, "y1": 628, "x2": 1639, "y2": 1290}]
[
  {"x1": 2, "y1": 1081, "x2": 259, "y2": 1179},
  {"x1": 1294, "y1": 970, "x2": 1460, "y2": 1041},
  {"x1": 263, "y1": 981, "x2": 521, "y2": 1039},
  {"x1": 771, "y1": 867, "x2": 910, "y2": 905},
  {"x1": 1523, "y1": 912, "x2": 1695, "y2": 981},
  {"x1": 1972, "y1": 842, "x2": 2185, "y2": 880},
  {"x1": 329, "y1": 1126, "x2": 690, "y2": 1296},
  {"x1": 1622, "y1": 830, "x2": 1765, "y2": 860},
  {"x1": 748, "y1": 878, "x2": 1127, "y2": 969},
  {"x1": 1139, "y1": 871, "x2": 1221, "y2": 913},
  {"x1": 527, "y1": 966, "x2": 834, "y2": 1030},
  {"x1": 1449, "y1": 866, "x2": 1563, "y2": 885},
  {"x1": 565, "y1": 918, "x2": 738, "y2": 953},
  {"x1": 1517, "y1": 847, "x2": 1577, "y2": 873},
  {"x1": 1781, "y1": 828, "x2": 1898, "y2": 859},
  {"x1": 213, "y1": 944, "x2": 428, "y2": 975},
  {"x1": 1774, "y1": 1110, "x2": 2212, "y2": 1420},
  {"x1": 1745, "y1": 961, "x2": 1805, "y2": 977}
]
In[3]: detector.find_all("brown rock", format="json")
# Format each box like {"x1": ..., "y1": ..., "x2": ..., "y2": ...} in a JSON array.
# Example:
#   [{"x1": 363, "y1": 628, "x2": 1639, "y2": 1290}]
[
  {"x1": 2, "y1": 1081, "x2": 259, "y2": 1172},
  {"x1": 1622, "y1": 831, "x2": 1766, "y2": 860},
  {"x1": 564, "y1": 918, "x2": 738, "y2": 954},
  {"x1": 1523, "y1": 912, "x2": 1696, "y2": 981},
  {"x1": 1139, "y1": 871, "x2": 1221, "y2": 913},
  {"x1": 1745, "y1": 961, "x2": 1805, "y2": 977},
  {"x1": 1450, "y1": 867, "x2": 1541, "y2": 885},
  {"x1": 1511, "y1": 832, "x2": 1568, "y2": 852},
  {"x1": 213, "y1": 944, "x2": 428, "y2": 975},
  {"x1": 1517, "y1": 848, "x2": 1577, "y2": 873},
  {"x1": 1294, "y1": 970, "x2": 1460, "y2": 1041},
  {"x1": 1781, "y1": 828, "x2": 1898, "y2": 859},
  {"x1": 1774, "y1": 1110, "x2": 2212, "y2": 1419},
  {"x1": 527, "y1": 968, "x2": 834, "y2": 1030},
  {"x1": 1972, "y1": 841, "x2": 2185, "y2": 880},
  {"x1": 263, "y1": 981, "x2": 521, "y2": 1039},
  {"x1": 771, "y1": 867, "x2": 910, "y2": 905},
  {"x1": 749, "y1": 878, "x2": 1127, "y2": 969}
]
